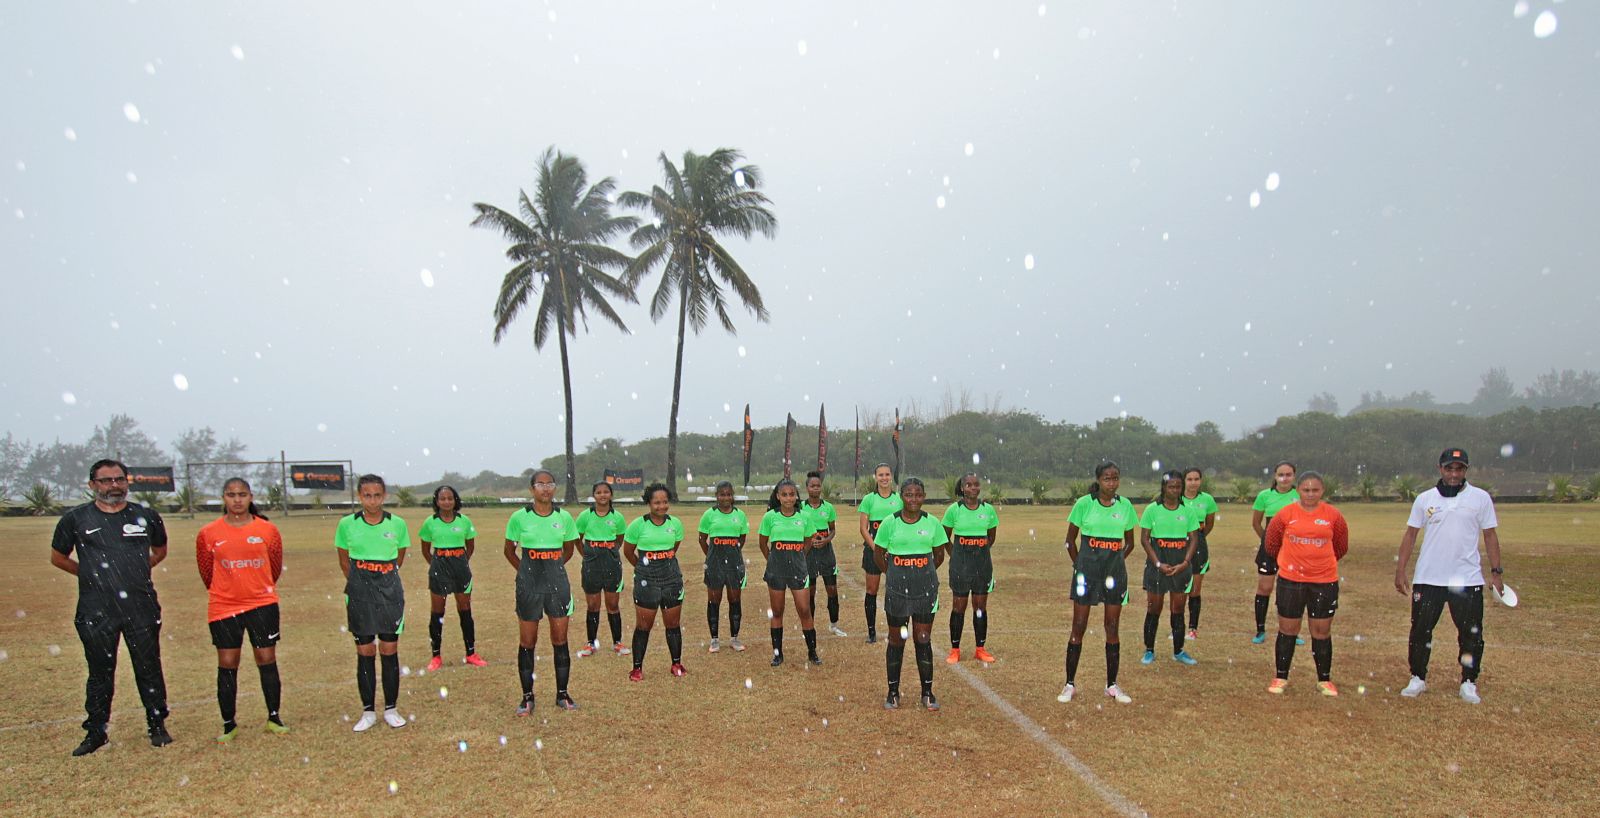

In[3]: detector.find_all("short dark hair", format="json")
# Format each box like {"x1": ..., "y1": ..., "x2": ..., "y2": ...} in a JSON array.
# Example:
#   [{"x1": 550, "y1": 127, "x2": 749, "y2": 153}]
[
  {"x1": 357, "y1": 474, "x2": 386, "y2": 491},
  {"x1": 89, "y1": 459, "x2": 127, "y2": 481},
  {"x1": 431, "y1": 485, "x2": 461, "y2": 517},
  {"x1": 642, "y1": 482, "x2": 670, "y2": 505}
]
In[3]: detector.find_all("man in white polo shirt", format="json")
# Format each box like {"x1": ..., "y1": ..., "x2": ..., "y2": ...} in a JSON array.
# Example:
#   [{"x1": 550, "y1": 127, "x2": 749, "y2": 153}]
[{"x1": 1394, "y1": 448, "x2": 1505, "y2": 704}]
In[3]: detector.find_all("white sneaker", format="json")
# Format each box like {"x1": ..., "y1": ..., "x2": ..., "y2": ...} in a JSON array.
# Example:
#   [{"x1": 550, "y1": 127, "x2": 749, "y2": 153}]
[
  {"x1": 1459, "y1": 681, "x2": 1481, "y2": 705},
  {"x1": 729, "y1": 637, "x2": 746, "y2": 652},
  {"x1": 1056, "y1": 683, "x2": 1075, "y2": 703},
  {"x1": 383, "y1": 708, "x2": 407, "y2": 728},
  {"x1": 1401, "y1": 676, "x2": 1427, "y2": 698},
  {"x1": 828, "y1": 623, "x2": 849, "y2": 637},
  {"x1": 709, "y1": 637, "x2": 721, "y2": 654},
  {"x1": 352, "y1": 711, "x2": 379, "y2": 732},
  {"x1": 1105, "y1": 684, "x2": 1132, "y2": 704}
]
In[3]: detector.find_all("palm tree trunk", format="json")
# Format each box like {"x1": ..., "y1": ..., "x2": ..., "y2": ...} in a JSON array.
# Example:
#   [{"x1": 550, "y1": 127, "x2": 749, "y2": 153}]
[
  {"x1": 665, "y1": 275, "x2": 689, "y2": 501},
  {"x1": 555, "y1": 271, "x2": 579, "y2": 505}
]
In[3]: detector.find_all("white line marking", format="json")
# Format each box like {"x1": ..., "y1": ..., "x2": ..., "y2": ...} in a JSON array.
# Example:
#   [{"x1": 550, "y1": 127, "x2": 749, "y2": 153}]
[
  {"x1": 837, "y1": 569, "x2": 1148, "y2": 817},
  {"x1": 950, "y1": 662, "x2": 1148, "y2": 817}
]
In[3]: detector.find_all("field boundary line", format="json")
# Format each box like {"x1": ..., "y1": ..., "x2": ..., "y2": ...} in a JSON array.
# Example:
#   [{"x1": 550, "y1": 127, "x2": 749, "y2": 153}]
[{"x1": 835, "y1": 569, "x2": 1148, "y2": 818}]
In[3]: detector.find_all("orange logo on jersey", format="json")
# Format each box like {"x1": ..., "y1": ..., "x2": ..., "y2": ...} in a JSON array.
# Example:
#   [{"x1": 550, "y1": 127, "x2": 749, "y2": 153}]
[
  {"x1": 891, "y1": 555, "x2": 930, "y2": 569},
  {"x1": 355, "y1": 560, "x2": 395, "y2": 574},
  {"x1": 586, "y1": 539, "x2": 618, "y2": 550},
  {"x1": 522, "y1": 549, "x2": 564, "y2": 561},
  {"x1": 773, "y1": 541, "x2": 806, "y2": 552},
  {"x1": 709, "y1": 537, "x2": 741, "y2": 547},
  {"x1": 640, "y1": 548, "x2": 678, "y2": 562},
  {"x1": 956, "y1": 536, "x2": 988, "y2": 547},
  {"x1": 1087, "y1": 537, "x2": 1123, "y2": 551}
]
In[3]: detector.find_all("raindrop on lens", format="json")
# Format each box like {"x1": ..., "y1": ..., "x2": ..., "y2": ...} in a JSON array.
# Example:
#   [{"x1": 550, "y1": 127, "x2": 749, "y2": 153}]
[
  {"x1": 172, "y1": 373, "x2": 189, "y2": 391},
  {"x1": 123, "y1": 103, "x2": 141, "y2": 122},
  {"x1": 1500, "y1": 444, "x2": 1514, "y2": 458},
  {"x1": 388, "y1": 781, "x2": 398, "y2": 795},
  {"x1": 972, "y1": 453, "x2": 981, "y2": 465},
  {"x1": 458, "y1": 740, "x2": 468, "y2": 752},
  {"x1": 1533, "y1": 10, "x2": 1557, "y2": 38},
  {"x1": 439, "y1": 686, "x2": 449, "y2": 699},
  {"x1": 745, "y1": 678, "x2": 754, "y2": 689},
  {"x1": 1024, "y1": 254, "x2": 1035, "y2": 270}
]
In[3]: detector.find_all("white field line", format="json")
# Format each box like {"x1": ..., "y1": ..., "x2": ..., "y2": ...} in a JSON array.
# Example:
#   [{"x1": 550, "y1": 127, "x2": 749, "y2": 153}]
[{"x1": 836, "y1": 568, "x2": 1148, "y2": 818}]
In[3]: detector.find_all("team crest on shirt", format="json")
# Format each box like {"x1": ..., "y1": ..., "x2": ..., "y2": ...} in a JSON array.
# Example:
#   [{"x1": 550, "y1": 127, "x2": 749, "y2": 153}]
[
  {"x1": 383, "y1": 531, "x2": 396, "y2": 539},
  {"x1": 122, "y1": 523, "x2": 147, "y2": 536},
  {"x1": 247, "y1": 536, "x2": 264, "y2": 544},
  {"x1": 451, "y1": 526, "x2": 463, "y2": 533},
  {"x1": 1313, "y1": 518, "x2": 1331, "y2": 526},
  {"x1": 1425, "y1": 506, "x2": 1441, "y2": 521}
]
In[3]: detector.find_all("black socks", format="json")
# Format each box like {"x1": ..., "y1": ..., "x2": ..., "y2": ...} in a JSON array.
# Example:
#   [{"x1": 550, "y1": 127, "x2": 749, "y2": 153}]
[
  {"x1": 914, "y1": 641, "x2": 934, "y2": 695},
  {"x1": 357, "y1": 654, "x2": 376, "y2": 711},
  {"x1": 459, "y1": 610, "x2": 476, "y2": 656},
  {"x1": 586, "y1": 610, "x2": 601, "y2": 647},
  {"x1": 827, "y1": 594, "x2": 840, "y2": 624},
  {"x1": 1188, "y1": 595, "x2": 1203, "y2": 630},
  {"x1": 608, "y1": 612, "x2": 623, "y2": 645},
  {"x1": 429, "y1": 612, "x2": 445, "y2": 657},
  {"x1": 1255, "y1": 594, "x2": 1271, "y2": 634},
  {"x1": 380, "y1": 653, "x2": 399, "y2": 709},
  {"x1": 1105, "y1": 642, "x2": 1120, "y2": 687},
  {"x1": 1170, "y1": 612, "x2": 1186, "y2": 653},
  {"x1": 770, "y1": 627, "x2": 784, "y2": 659},
  {"x1": 1274, "y1": 632, "x2": 1296, "y2": 679},
  {"x1": 665, "y1": 627, "x2": 683, "y2": 664},
  {"x1": 974, "y1": 608, "x2": 987, "y2": 648},
  {"x1": 553, "y1": 643, "x2": 570, "y2": 696},
  {"x1": 886, "y1": 641, "x2": 905, "y2": 692},
  {"x1": 1143, "y1": 612, "x2": 1160, "y2": 652},
  {"x1": 729, "y1": 600, "x2": 742, "y2": 637},
  {"x1": 217, "y1": 667, "x2": 238, "y2": 731},
  {"x1": 518, "y1": 646, "x2": 535, "y2": 696},
  {"x1": 707, "y1": 602, "x2": 720, "y2": 639},
  {"x1": 631, "y1": 629, "x2": 649, "y2": 670},
  {"x1": 1312, "y1": 637, "x2": 1332, "y2": 682},
  {"x1": 864, "y1": 593, "x2": 878, "y2": 639},
  {"x1": 1065, "y1": 641, "x2": 1083, "y2": 685},
  {"x1": 802, "y1": 628, "x2": 818, "y2": 660},
  {"x1": 950, "y1": 610, "x2": 965, "y2": 649},
  {"x1": 258, "y1": 662, "x2": 282, "y2": 724}
]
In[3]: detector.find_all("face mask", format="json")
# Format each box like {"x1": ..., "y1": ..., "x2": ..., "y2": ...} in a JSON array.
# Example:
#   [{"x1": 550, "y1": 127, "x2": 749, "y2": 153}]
[{"x1": 1436, "y1": 479, "x2": 1464, "y2": 498}]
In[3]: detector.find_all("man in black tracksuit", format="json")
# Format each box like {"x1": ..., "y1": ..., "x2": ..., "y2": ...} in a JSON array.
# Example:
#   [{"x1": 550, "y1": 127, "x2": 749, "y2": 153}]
[{"x1": 49, "y1": 459, "x2": 173, "y2": 755}]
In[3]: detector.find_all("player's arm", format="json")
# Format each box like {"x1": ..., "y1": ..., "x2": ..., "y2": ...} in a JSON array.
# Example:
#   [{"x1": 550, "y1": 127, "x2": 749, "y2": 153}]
[
  {"x1": 1394, "y1": 527, "x2": 1420, "y2": 595},
  {"x1": 698, "y1": 532, "x2": 710, "y2": 556},
  {"x1": 757, "y1": 533, "x2": 771, "y2": 559},
  {"x1": 563, "y1": 535, "x2": 578, "y2": 565},
  {"x1": 859, "y1": 512, "x2": 874, "y2": 548},
  {"x1": 1064, "y1": 523, "x2": 1081, "y2": 562},
  {"x1": 196, "y1": 531, "x2": 214, "y2": 588},
  {"x1": 1251, "y1": 509, "x2": 1266, "y2": 541},
  {"x1": 1483, "y1": 528, "x2": 1504, "y2": 593},
  {"x1": 504, "y1": 538, "x2": 520, "y2": 570},
  {"x1": 464, "y1": 537, "x2": 475, "y2": 560}
]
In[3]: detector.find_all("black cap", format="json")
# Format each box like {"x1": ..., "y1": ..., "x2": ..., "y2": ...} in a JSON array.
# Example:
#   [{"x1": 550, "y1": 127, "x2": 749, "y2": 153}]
[{"x1": 1439, "y1": 448, "x2": 1469, "y2": 466}]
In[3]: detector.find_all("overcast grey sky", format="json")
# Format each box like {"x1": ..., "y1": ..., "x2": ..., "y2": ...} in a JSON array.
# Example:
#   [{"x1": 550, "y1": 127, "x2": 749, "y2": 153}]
[{"x1": 2, "y1": 1, "x2": 1595, "y2": 483}]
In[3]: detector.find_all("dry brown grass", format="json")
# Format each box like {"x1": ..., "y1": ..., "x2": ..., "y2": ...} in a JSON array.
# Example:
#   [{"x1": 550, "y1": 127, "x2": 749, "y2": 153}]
[{"x1": 1, "y1": 502, "x2": 1597, "y2": 816}]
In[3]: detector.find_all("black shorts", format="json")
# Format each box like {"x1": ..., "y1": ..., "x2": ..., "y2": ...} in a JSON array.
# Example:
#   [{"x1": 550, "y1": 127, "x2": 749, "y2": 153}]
[
  {"x1": 807, "y1": 543, "x2": 838, "y2": 580},
  {"x1": 1255, "y1": 539, "x2": 1279, "y2": 576},
  {"x1": 860, "y1": 543, "x2": 884, "y2": 576},
  {"x1": 1276, "y1": 577, "x2": 1339, "y2": 619},
  {"x1": 634, "y1": 563, "x2": 685, "y2": 610},
  {"x1": 581, "y1": 555, "x2": 625, "y2": 595},
  {"x1": 703, "y1": 546, "x2": 748, "y2": 591},
  {"x1": 948, "y1": 545, "x2": 994, "y2": 596},
  {"x1": 345, "y1": 562, "x2": 405, "y2": 637},
  {"x1": 515, "y1": 572, "x2": 573, "y2": 621},
  {"x1": 1071, "y1": 539, "x2": 1131, "y2": 607},
  {"x1": 209, "y1": 603, "x2": 281, "y2": 649},
  {"x1": 1193, "y1": 531, "x2": 1211, "y2": 575},
  {"x1": 885, "y1": 559, "x2": 940, "y2": 618},
  {"x1": 1141, "y1": 560, "x2": 1194, "y2": 595},
  {"x1": 764, "y1": 547, "x2": 809, "y2": 591},
  {"x1": 427, "y1": 553, "x2": 473, "y2": 596}
]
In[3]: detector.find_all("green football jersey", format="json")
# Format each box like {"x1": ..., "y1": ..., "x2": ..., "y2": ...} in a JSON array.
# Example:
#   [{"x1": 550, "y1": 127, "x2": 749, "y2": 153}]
[
  {"x1": 335, "y1": 512, "x2": 410, "y2": 561},
  {"x1": 505, "y1": 507, "x2": 579, "y2": 551}
]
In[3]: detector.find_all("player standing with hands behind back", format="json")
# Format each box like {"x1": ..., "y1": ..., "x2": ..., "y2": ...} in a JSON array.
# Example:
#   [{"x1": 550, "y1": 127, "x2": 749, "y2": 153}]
[
  {"x1": 1395, "y1": 448, "x2": 1506, "y2": 704},
  {"x1": 336, "y1": 474, "x2": 410, "y2": 732}
]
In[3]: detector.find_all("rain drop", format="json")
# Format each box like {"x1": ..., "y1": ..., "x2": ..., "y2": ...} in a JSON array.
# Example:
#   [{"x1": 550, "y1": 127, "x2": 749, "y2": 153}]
[
  {"x1": 420, "y1": 268, "x2": 435, "y2": 288},
  {"x1": 316, "y1": 423, "x2": 328, "y2": 432},
  {"x1": 964, "y1": 142, "x2": 975, "y2": 156},
  {"x1": 1500, "y1": 443, "x2": 1515, "y2": 458},
  {"x1": 797, "y1": 40, "x2": 808, "y2": 56},
  {"x1": 972, "y1": 453, "x2": 981, "y2": 465},
  {"x1": 1265, "y1": 172, "x2": 1280, "y2": 191},
  {"x1": 231, "y1": 44, "x2": 245, "y2": 60},
  {"x1": 123, "y1": 103, "x2": 141, "y2": 122},
  {"x1": 1513, "y1": 0, "x2": 1528, "y2": 19},
  {"x1": 439, "y1": 686, "x2": 449, "y2": 699},
  {"x1": 1151, "y1": 460, "x2": 1162, "y2": 471},
  {"x1": 61, "y1": 392, "x2": 77, "y2": 406},
  {"x1": 47, "y1": 644, "x2": 62, "y2": 656},
  {"x1": 744, "y1": 678, "x2": 754, "y2": 689},
  {"x1": 1038, "y1": 3, "x2": 1047, "y2": 16},
  {"x1": 1024, "y1": 254, "x2": 1035, "y2": 270},
  {"x1": 422, "y1": 447, "x2": 430, "y2": 456},
  {"x1": 388, "y1": 781, "x2": 398, "y2": 795},
  {"x1": 64, "y1": 127, "x2": 77, "y2": 142},
  {"x1": 737, "y1": 346, "x2": 747, "y2": 358},
  {"x1": 1112, "y1": 394, "x2": 1122, "y2": 404},
  {"x1": 1533, "y1": 10, "x2": 1557, "y2": 38},
  {"x1": 1249, "y1": 190, "x2": 1261, "y2": 209},
  {"x1": 458, "y1": 740, "x2": 468, "y2": 752},
  {"x1": 1244, "y1": 321, "x2": 1253, "y2": 332},
  {"x1": 172, "y1": 373, "x2": 189, "y2": 391},
  {"x1": 535, "y1": 739, "x2": 544, "y2": 750},
  {"x1": 499, "y1": 735, "x2": 508, "y2": 746},
  {"x1": 936, "y1": 195, "x2": 946, "y2": 209}
]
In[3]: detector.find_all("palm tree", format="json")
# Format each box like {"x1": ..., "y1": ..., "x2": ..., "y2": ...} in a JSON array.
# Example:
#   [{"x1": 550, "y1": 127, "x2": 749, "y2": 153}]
[
  {"x1": 619, "y1": 148, "x2": 778, "y2": 499},
  {"x1": 472, "y1": 148, "x2": 637, "y2": 503}
]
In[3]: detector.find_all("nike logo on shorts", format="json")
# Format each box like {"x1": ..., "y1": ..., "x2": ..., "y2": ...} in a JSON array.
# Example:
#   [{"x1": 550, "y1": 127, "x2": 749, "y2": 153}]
[{"x1": 267, "y1": 632, "x2": 280, "y2": 640}]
